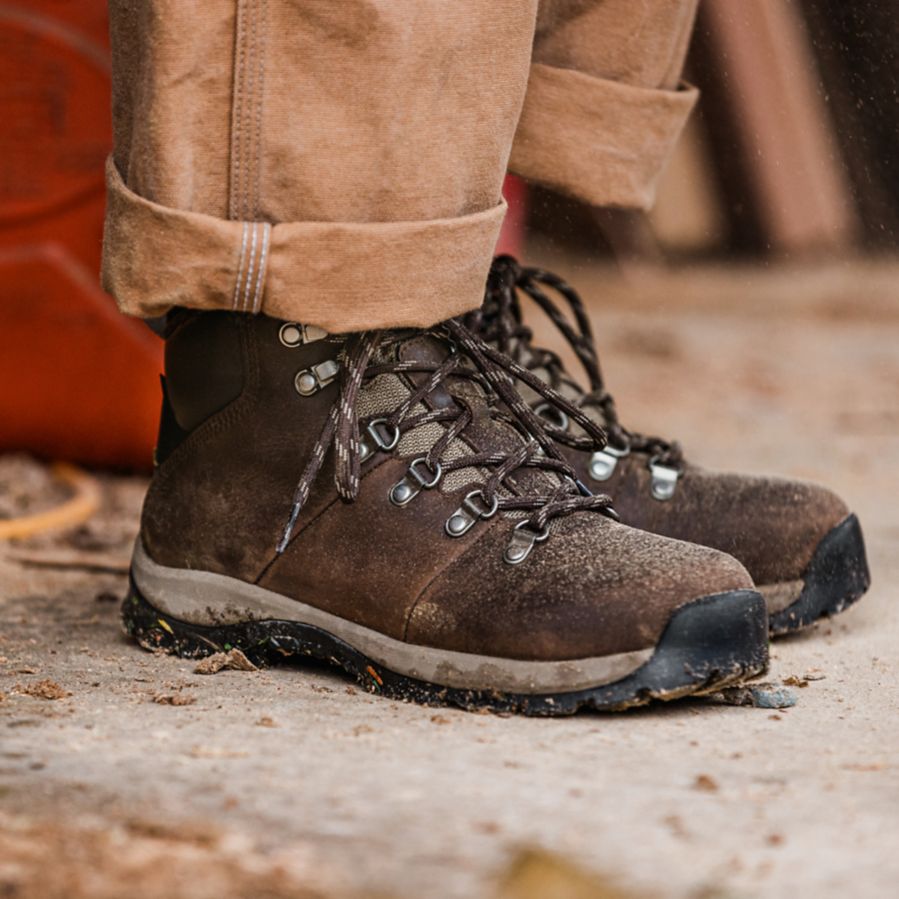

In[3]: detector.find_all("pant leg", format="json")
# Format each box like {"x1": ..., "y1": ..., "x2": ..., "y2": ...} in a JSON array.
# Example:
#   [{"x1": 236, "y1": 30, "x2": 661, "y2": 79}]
[
  {"x1": 510, "y1": 0, "x2": 700, "y2": 209},
  {"x1": 103, "y1": 1, "x2": 539, "y2": 332}
]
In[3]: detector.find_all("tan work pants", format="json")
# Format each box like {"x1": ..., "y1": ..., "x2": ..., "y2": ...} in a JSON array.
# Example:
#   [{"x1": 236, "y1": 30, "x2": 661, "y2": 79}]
[{"x1": 103, "y1": 0, "x2": 698, "y2": 333}]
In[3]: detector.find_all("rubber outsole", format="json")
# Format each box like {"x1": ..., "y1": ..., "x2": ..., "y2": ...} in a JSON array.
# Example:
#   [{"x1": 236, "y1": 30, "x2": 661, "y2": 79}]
[
  {"x1": 768, "y1": 514, "x2": 870, "y2": 636},
  {"x1": 121, "y1": 584, "x2": 769, "y2": 716}
]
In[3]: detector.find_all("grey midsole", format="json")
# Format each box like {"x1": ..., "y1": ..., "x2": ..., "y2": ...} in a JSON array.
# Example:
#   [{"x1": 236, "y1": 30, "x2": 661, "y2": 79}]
[
  {"x1": 131, "y1": 541, "x2": 653, "y2": 694},
  {"x1": 756, "y1": 579, "x2": 805, "y2": 613}
]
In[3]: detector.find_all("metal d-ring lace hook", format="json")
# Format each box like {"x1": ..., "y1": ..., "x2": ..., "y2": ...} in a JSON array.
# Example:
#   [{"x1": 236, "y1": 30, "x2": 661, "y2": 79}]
[
  {"x1": 534, "y1": 401, "x2": 569, "y2": 432},
  {"x1": 504, "y1": 520, "x2": 550, "y2": 565},
  {"x1": 366, "y1": 418, "x2": 400, "y2": 451},
  {"x1": 358, "y1": 418, "x2": 400, "y2": 465},
  {"x1": 445, "y1": 489, "x2": 499, "y2": 537},
  {"x1": 589, "y1": 440, "x2": 630, "y2": 482},
  {"x1": 648, "y1": 455, "x2": 680, "y2": 501},
  {"x1": 389, "y1": 457, "x2": 443, "y2": 507}
]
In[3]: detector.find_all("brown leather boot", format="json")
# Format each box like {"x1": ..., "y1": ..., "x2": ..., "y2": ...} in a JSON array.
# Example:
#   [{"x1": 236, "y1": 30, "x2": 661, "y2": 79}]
[
  {"x1": 123, "y1": 310, "x2": 767, "y2": 714},
  {"x1": 474, "y1": 258, "x2": 870, "y2": 637}
]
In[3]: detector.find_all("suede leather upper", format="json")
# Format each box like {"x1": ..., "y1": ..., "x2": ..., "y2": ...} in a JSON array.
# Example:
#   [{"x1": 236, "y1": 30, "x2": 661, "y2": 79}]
[{"x1": 564, "y1": 450, "x2": 849, "y2": 587}]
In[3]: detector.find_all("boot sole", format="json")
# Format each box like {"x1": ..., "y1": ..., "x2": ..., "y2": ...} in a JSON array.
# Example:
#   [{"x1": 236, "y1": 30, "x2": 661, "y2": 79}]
[
  {"x1": 122, "y1": 547, "x2": 768, "y2": 716},
  {"x1": 765, "y1": 514, "x2": 870, "y2": 637}
]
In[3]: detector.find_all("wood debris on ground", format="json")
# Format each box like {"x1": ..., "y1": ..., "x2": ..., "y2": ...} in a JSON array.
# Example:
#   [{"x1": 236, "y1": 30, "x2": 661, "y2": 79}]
[
  {"x1": 193, "y1": 648, "x2": 259, "y2": 675},
  {"x1": 14, "y1": 679, "x2": 71, "y2": 701}
]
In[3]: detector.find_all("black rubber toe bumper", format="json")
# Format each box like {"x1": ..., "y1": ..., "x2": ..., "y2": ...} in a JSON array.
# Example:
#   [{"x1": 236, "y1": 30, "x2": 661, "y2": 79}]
[{"x1": 769, "y1": 514, "x2": 871, "y2": 636}]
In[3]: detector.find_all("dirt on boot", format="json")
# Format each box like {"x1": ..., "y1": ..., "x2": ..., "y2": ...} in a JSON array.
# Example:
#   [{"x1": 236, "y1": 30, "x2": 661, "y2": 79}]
[{"x1": 125, "y1": 310, "x2": 767, "y2": 714}]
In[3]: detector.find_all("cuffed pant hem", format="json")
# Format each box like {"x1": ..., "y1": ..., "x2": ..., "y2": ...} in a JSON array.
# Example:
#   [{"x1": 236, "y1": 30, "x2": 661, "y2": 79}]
[
  {"x1": 102, "y1": 159, "x2": 506, "y2": 333},
  {"x1": 509, "y1": 63, "x2": 699, "y2": 210}
]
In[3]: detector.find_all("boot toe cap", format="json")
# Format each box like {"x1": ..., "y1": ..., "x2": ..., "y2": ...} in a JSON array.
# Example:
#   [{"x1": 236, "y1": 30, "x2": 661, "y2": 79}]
[
  {"x1": 677, "y1": 469, "x2": 850, "y2": 586},
  {"x1": 405, "y1": 515, "x2": 755, "y2": 662}
]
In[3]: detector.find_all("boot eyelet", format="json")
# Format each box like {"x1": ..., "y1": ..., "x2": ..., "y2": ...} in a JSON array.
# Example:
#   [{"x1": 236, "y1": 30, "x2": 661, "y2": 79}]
[
  {"x1": 408, "y1": 457, "x2": 442, "y2": 489},
  {"x1": 504, "y1": 520, "x2": 550, "y2": 565},
  {"x1": 464, "y1": 489, "x2": 499, "y2": 520},
  {"x1": 366, "y1": 418, "x2": 400, "y2": 451},
  {"x1": 444, "y1": 489, "x2": 498, "y2": 537},
  {"x1": 280, "y1": 322, "x2": 328, "y2": 347},
  {"x1": 445, "y1": 513, "x2": 471, "y2": 537},
  {"x1": 389, "y1": 481, "x2": 417, "y2": 506},
  {"x1": 294, "y1": 359, "x2": 340, "y2": 396},
  {"x1": 648, "y1": 456, "x2": 680, "y2": 501},
  {"x1": 279, "y1": 323, "x2": 304, "y2": 347},
  {"x1": 389, "y1": 457, "x2": 443, "y2": 507},
  {"x1": 534, "y1": 402, "x2": 569, "y2": 432},
  {"x1": 588, "y1": 443, "x2": 630, "y2": 482}
]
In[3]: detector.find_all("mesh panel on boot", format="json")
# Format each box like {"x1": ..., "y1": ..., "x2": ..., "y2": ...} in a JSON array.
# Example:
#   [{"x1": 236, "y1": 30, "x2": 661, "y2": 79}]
[{"x1": 354, "y1": 339, "x2": 564, "y2": 504}]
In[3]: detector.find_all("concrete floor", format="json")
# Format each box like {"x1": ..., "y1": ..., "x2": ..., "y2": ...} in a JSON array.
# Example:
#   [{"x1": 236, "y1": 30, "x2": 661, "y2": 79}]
[{"x1": 2, "y1": 256, "x2": 898, "y2": 898}]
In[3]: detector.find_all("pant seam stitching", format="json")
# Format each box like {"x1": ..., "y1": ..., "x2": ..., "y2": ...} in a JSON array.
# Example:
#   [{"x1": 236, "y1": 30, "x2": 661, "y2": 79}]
[
  {"x1": 252, "y1": 222, "x2": 271, "y2": 313},
  {"x1": 242, "y1": 221, "x2": 259, "y2": 312},
  {"x1": 244, "y1": 0, "x2": 257, "y2": 220},
  {"x1": 232, "y1": 221, "x2": 250, "y2": 310},
  {"x1": 229, "y1": 0, "x2": 249, "y2": 221},
  {"x1": 252, "y1": 0, "x2": 267, "y2": 222}
]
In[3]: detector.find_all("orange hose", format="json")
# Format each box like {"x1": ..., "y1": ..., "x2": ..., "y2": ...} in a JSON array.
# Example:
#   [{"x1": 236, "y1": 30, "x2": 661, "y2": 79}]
[{"x1": 0, "y1": 462, "x2": 101, "y2": 540}]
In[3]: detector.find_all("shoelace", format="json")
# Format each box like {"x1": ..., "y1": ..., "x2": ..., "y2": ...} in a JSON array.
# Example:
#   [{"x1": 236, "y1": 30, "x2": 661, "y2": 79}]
[
  {"x1": 467, "y1": 255, "x2": 684, "y2": 470},
  {"x1": 277, "y1": 319, "x2": 619, "y2": 559}
]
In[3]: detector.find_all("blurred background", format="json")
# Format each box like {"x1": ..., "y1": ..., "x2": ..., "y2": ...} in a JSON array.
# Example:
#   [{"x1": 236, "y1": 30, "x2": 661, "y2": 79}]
[{"x1": 529, "y1": 1, "x2": 898, "y2": 261}]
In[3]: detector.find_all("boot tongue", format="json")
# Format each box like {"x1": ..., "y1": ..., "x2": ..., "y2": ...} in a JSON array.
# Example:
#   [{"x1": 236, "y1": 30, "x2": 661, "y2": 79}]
[
  {"x1": 396, "y1": 331, "x2": 446, "y2": 366},
  {"x1": 396, "y1": 332, "x2": 455, "y2": 409},
  {"x1": 396, "y1": 329, "x2": 518, "y2": 447}
]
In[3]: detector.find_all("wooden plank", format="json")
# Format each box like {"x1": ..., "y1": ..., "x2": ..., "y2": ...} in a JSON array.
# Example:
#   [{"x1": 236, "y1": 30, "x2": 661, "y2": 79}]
[
  {"x1": 695, "y1": 0, "x2": 860, "y2": 252},
  {"x1": 799, "y1": 0, "x2": 899, "y2": 249}
]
